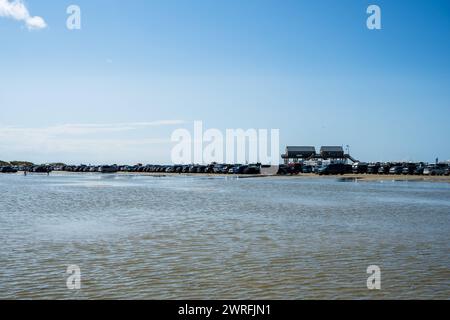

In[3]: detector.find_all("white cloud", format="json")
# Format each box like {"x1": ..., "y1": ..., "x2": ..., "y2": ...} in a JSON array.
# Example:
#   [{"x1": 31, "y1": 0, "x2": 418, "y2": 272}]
[
  {"x1": 0, "y1": 121, "x2": 185, "y2": 163},
  {"x1": 24, "y1": 15, "x2": 46, "y2": 29},
  {"x1": 0, "y1": 120, "x2": 186, "y2": 136},
  {"x1": 0, "y1": 0, "x2": 47, "y2": 30}
]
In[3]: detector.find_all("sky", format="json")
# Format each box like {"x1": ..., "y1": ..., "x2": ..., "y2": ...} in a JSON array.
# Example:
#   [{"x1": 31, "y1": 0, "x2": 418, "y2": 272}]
[{"x1": 0, "y1": 0, "x2": 449, "y2": 164}]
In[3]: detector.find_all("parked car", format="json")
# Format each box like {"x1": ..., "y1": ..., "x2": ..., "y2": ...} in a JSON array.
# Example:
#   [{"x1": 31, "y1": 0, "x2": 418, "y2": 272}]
[
  {"x1": 229, "y1": 165, "x2": 244, "y2": 174},
  {"x1": 301, "y1": 165, "x2": 313, "y2": 174},
  {"x1": 243, "y1": 164, "x2": 261, "y2": 174},
  {"x1": 413, "y1": 166, "x2": 425, "y2": 175},
  {"x1": 287, "y1": 163, "x2": 302, "y2": 175},
  {"x1": 423, "y1": 165, "x2": 445, "y2": 176},
  {"x1": 221, "y1": 164, "x2": 234, "y2": 174},
  {"x1": 197, "y1": 165, "x2": 207, "y2": 173},
  {"x1": 445, "y1": 167, "x2": 450, "y2": 176},
  {"x1": 180, "y1": 165, "x2": 189, "y2": 173},
  {"x1": 277, "y1": 165, "x2": 289, "y2": 175},
  {"x1": 402, "y1": 163, "x2": 417, "y2": 175},
  {"x1": 99, "y1": 165, "x2": 118, "y2": 173},
  {"x1": 389, "y1": 166, "x2": 404, "y2": 175},
  {"x1": 31, "y1": 165, "x2": 52, "y2": 173},
  {"x1": 367, "y1": 163, "x2": 381, "y2": 174},
  {"x1": 352, "y1": 162, "x2": 368, "y2": 174},
  {"x1": 212, "y1": 164, "x2": 225, "y2": 174},
  {"x1": 174, "y1": 165, "x2": 183, "y2": 173},
  {"x1": 204, "y1": 165, "x2": 215, "y2": 173},
  {"x1": 0, "y1": 166, "x2": 18, "y2": 173},
  {"x1": 317, "y1": 163, "x2": 347, "y2": 175},
  {"x1": 378, "y1": 164, "x2": 391, "y2": 174},
  {"x1": 187, "y1": 165, "x2": 198, "y2": 173}
]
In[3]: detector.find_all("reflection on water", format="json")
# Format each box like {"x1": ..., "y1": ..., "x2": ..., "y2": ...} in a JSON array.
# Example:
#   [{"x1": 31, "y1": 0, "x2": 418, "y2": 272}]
[{"x1": 0, "y1": 173, "x2": 449, "y2": 299}]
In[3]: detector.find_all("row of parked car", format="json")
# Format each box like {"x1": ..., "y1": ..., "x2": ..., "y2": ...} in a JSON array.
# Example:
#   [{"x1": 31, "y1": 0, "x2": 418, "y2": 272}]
[
  {"x1": 2, "y1": 162, "x2": 449, "y2": 177},
  {"x1": 57, "y1": 163, "x2": 262, "y2": 175},
  {"x1": 352, "y1": 162, "x2": 449, "y2": 176},
  {"x1": 277, "y1": 163, "x2": 354, "y2": 175},
  {"x1": 277, "y1": 162, "x2": 450, "y2": 176},
  {"x1": 0, "y1": 165, "x2": 51, "y2": 173},
  {"x1": 0, "y1": 166, "x2": 19, "y2": 173}
]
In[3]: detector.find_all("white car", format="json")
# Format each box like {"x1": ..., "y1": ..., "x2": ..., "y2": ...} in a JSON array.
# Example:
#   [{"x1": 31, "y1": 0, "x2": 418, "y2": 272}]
[{"x1": 423, "y1": 165, "x2": 445, "y2": 176}]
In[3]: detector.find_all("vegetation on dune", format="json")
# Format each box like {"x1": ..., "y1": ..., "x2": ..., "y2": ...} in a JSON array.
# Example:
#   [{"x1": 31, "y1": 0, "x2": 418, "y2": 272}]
[
  {"x1": 0, "y1": 161, "x2": 65, "y2": 167},
  {"x1": 48, "y1": 163, "x2": 66, "y2": 167},
  {"x1": 9, "y1": 161, "x2": 34, "y2": 167}
]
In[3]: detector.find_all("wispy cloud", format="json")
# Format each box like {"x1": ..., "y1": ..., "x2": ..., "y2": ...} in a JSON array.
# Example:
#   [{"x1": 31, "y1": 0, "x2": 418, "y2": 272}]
[
  {"x1": 0, "y1": 0, "x2": 47, "y2": 30},
  {"x1": 0, "y1": 121, "x2": 185, "y2": 163},
  {"x1": 0, "y1": 120, "x2": 185, "y2": 136}
]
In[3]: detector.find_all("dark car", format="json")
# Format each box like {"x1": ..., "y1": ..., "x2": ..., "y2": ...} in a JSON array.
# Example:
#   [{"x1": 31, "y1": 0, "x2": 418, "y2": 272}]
[
  {"x1": 445, "y1": 167, "x2": 450, "y2": 176},
  {"x1": 243, "y1": 164, "x2": 261, "y2": 174},
  {"x1": 227, "y1": 166, "x2": 236, "y2": 174},
  {"x1": 277, "y1": 165, "x2": 289, "y2": 175},
  {"x1": 230, "y1": 165, "x2": 246, "y2": 174},
  {"x1": 344, "y1": 164, "x2": 353, "y2": 174},
  {"x1": 174, "y1": 166, "x2": 183, "y2": 173},
  {"x1": 160, "y1": 166, "x2": 169, "y2": 172},
  {"x1": 317, "y1": 163, "x2": 347, "y2": 175},
  {"x1": 0, "y1": 166, "x2": 18, "y2": 173},
  {"x1": 402, "y1": 163, "x2": 416, "y2": 175},
  {"x1": 188, "y1": 165, "x2": 198, "y2": 173},
  {"x1": 287, "y1": 163, "x2": 302, "y2": 175},
  {"x1": 413, "y1": 166, "x2": 425, "y2": 175},
  {"x1": 197, "y1": 165, "x2": 207, "y2": 173},
  {"x1": 367, "y1": 163, "x2": 381, "y2": 174},
  {"x1": 378, "y1": 164, "x2": 391, "y2": 174},
  {"x1": 165, "y1": 166, "x2": 175, "y2": 173},
  {"x1": 423, "y1": 165, "x2": 445, "y2": 176},
  {"x1": 352, "y1": 162, "x2": 368, "y2": 174},
  {"x1": 220, "y1": 164, "x2": 234, "y2": 174},
  {"x1": 31, "y1": 166, "x2": 52, "y2": 173},
  {"x1": 99, "y1": 165, "x2": 118, "y2": 173},
  {"x1": 212, "y1": 164, "x2": 225, "y2": 174},
  {"x1": 277, "y1": 164, "x2": 300, "y2": 175},
  {"x1": 389, "y1": 166, "x2": 403, "y2": 175},
  {"x1": 301, "y1": 165, "x2": 313, "y2": 174}
]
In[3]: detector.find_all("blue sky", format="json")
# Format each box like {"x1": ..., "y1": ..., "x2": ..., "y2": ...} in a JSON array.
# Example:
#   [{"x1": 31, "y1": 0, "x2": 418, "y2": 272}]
[{"x1": 0, "y1": 0, "x2": 449, "y2": 164}]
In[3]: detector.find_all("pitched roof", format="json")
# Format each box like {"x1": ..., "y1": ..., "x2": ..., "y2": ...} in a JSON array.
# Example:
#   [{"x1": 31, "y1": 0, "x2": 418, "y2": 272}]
[
  {"x1": 286, "y1": 146, "x2": 316, "y2": 152},
  {"x1": 320, "y1": 146, "x2": 344, "y2": 152}
]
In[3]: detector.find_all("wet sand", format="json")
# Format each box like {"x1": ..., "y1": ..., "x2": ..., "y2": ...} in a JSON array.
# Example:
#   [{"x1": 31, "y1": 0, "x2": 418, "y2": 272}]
[
  {"x1": 34, "y1": 171, "x2": 450, "y2": 183},
  {"x1": 288, "y1": 173, "x2": 450, "y2": 183},
  {"x1": 114, "y1": 172, "x2": 450, "y2": 183}
]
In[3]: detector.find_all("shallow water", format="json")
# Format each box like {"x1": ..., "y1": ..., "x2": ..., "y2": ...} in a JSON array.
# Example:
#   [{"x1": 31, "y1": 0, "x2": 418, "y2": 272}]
[{"x1": 0, "y1": 173, "x2": 449, "y2": 299}]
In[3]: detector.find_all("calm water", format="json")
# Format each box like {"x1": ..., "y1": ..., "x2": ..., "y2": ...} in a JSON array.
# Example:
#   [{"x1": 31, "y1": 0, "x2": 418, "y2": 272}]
[{"x1": 0, "y1": 173, "x2": 449, "y2": 299}]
